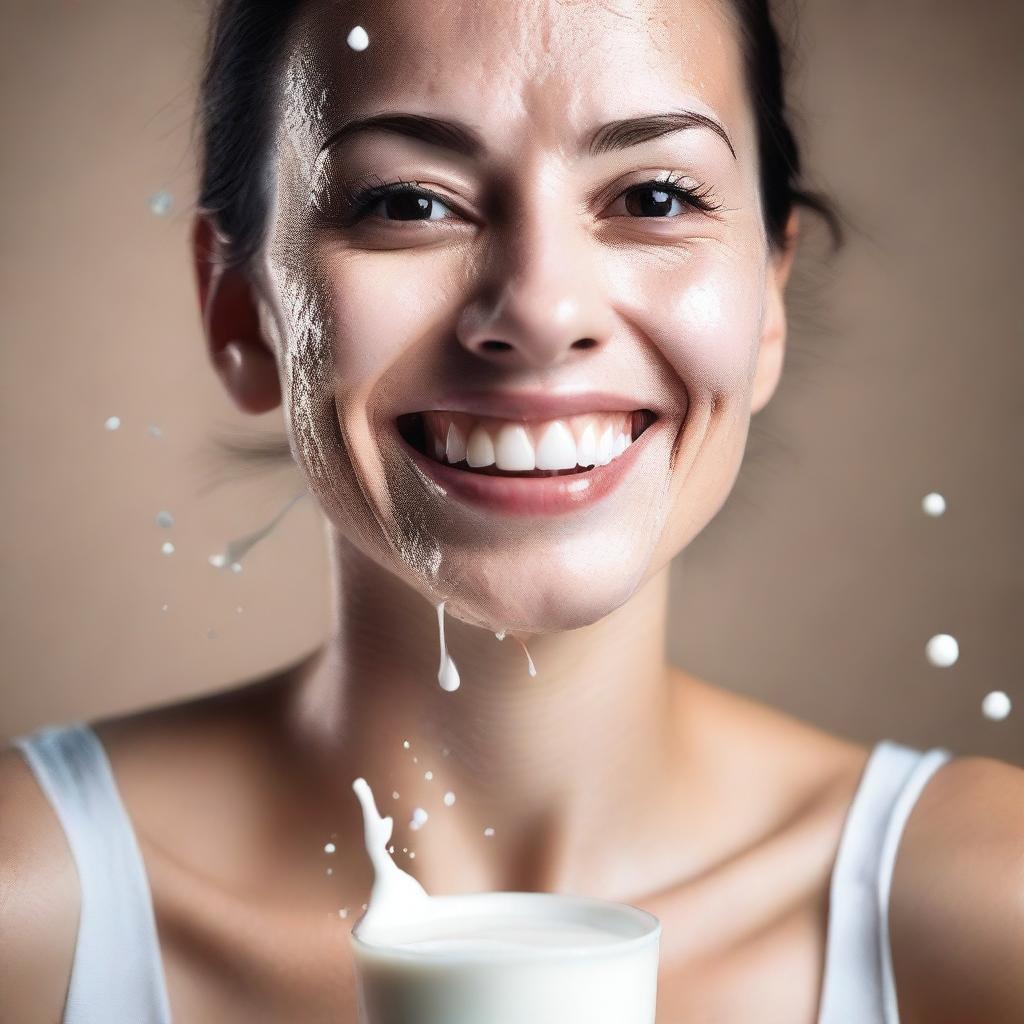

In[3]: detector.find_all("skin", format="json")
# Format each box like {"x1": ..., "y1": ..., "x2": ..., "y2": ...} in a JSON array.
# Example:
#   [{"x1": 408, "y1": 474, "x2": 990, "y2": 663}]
[{"x1": 2, "y1": 1, "x2": 1022, "y2": 1021}]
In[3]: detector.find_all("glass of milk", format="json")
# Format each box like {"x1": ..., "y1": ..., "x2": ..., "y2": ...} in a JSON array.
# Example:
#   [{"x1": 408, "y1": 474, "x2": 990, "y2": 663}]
[{"x1": 351, "y1": 890, "x2": 661, "y2": 1024}]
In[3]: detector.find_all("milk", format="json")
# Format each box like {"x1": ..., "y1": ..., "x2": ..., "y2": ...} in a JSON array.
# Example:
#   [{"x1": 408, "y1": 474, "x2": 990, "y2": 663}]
[{"x1": 350, "y1": 779, "x2": 661, "y2": 1024}]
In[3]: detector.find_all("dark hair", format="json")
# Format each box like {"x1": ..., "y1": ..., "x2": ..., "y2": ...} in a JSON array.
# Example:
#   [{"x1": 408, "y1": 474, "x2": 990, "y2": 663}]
[{"x1": 196, "y1": 0, "x2": 842, "y2": 272}]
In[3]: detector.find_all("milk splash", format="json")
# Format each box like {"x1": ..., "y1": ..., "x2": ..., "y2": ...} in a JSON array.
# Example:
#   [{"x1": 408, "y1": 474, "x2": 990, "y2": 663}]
[
  {"x1": 436, "y1": 601, "x2": 461, "y2": 691},
  {"x1": 208, "y1": 490, "x2": 308, "y2": 572},
  {"x1": 351, "y1": 777, "x2": 433, "y2": 940}
]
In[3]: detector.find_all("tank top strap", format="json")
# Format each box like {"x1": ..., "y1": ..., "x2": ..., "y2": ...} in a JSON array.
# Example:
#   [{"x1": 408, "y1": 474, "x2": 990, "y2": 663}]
[
  {"x1": 817, "y1": 739, "x2": 952, "y2": 1024},
  {"x1": 11, "y1": 722, "x2": 173, "y2": 1024}
]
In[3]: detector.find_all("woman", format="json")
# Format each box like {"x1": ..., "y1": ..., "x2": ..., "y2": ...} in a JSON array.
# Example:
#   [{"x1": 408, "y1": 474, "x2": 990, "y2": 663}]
[{"x1": 2, "y1": 0, "x2": 1021, "y2": 1021}]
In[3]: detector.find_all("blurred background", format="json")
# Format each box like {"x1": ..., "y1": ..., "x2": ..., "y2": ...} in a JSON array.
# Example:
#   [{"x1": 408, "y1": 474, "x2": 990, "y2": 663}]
[{"x1": 1, "y1": 0, "x2": 1020, "y2": 764}]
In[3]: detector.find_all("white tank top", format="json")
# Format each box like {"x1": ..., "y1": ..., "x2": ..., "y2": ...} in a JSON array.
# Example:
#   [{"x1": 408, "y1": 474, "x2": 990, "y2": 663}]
[{"x1": 10, "y1": 722, "x2": 951, "y2": 1023}]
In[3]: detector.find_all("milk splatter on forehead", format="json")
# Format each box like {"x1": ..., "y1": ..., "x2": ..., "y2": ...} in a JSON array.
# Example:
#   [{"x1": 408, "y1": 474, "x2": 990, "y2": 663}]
[{"x1": 281, "y1": 48, "x2": 331, "y2": 193}]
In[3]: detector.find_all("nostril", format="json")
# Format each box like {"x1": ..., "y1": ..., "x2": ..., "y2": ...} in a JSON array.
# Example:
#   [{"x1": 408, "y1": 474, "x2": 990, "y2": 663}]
[
  {"x1": 480, "y1": 340, "x2": 514, "y2": 352},
  {"x1": 571, "y1": 338, "x2": 598, "y2": 350}
]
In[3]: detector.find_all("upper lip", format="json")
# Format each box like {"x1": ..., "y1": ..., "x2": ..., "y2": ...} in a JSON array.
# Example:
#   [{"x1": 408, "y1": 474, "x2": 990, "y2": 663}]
[{"x1": 396, "y1": 390, "x2": 661, "y2": 421}]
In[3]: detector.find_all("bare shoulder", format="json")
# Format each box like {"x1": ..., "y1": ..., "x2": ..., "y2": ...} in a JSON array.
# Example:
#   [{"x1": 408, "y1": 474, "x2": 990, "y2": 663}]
[
  {"x1": 0, "y1": 742, "x2": 80, "y2": 1023},
  {"x1": 891, "y1": 755, "x2": 1024, "y2": 1024}
]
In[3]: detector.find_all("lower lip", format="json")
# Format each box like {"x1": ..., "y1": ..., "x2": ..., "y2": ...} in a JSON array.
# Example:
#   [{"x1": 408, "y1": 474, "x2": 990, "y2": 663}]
[{"x1": 393, "y1": 421, "x2": 660, "y2": 517}]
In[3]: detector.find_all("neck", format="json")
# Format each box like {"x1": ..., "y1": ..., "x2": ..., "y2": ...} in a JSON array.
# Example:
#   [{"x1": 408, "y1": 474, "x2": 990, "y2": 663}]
[{"x1": 284, "y1": 531, "x2": 682, "y2": 894}]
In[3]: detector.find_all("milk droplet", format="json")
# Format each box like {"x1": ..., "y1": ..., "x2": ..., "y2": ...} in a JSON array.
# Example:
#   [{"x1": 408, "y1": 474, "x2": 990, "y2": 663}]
[
  {"x1": 338, "y1": 907, "x2": 349, "y2": 919},
  {"x1": 495, "y1": 629, "x2": 507, "y2": 641},
  {"x1": 148, "y1": 190, "x2": 173, "y2": 216},
  {"x1": 104, "y1": 416, "x2": 121, "y2": 430},
  {"x1": 155, "y1": 510, "x2": 174, "y2": 529},
  {"x1": 926, "y1": 633, "x2": 959, "y2": 668},
  {"x1": 362, "y1": 903, "x2": 368, "y2": 911},
  {"x1": 424, "y1": 771, "x2": 433, "y2": 781},
  {"x1": 483, "y1": 827, "x2": 495, "y2": 837},
  {"x1": 513, "y1": 635, "x2": 538, "y2": 677},
  {"x1": 326, "y1": 867, "x2": 334, "y2": 875},
  {"x1": 409, "y1": 851, "x2": 416, "y2": 859},
  {"x1": 981, "y1": 690, "x2": 1012, "y2": 721},
  {"x1": 409, "y1": 808, "x2": 429, "y2": 831},
  {"x1": 388, "y1": 844, "x2": 395, "y2": 853},
  {"x1": 412, "y1": 757, "x2": 418, "y2": 764},
  {"x1": 161, "y1": 541, "x2": 175, "y2": 555},
  {"x1": 922, "y1": 492, "x2": 946, "y2": 517},
  {"x1": 346, "y1": 25, "x2": 369, "y2": 50},
  {"x1": 402, "y1": 740, "x2": 411, "y2": 749},
  {"x1": 436, "y1": 600, "x2": 461, "y2": 691},
  {"x1": 392, "y1": 791, "x2": 400, "y2": 800},
  {"x1": 443, "y1": 791, "x2": 456, "y2": 807},
  {"x1": 324, "y1": 842, "x2": 336, "y2": 854},
  {"x1": 147, "y1": 424, "x2": 163, "y2": 438}
]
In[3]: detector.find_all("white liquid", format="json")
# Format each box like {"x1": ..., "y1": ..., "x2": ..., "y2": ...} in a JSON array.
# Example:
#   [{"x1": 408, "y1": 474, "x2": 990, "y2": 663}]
[
  {"x1": 436, "y1": 601, "x2": 461, "y2": 691},
  {"x1": 981, "y1": 690, "x2": 1011, "y2": 721},
  {"x1": 208, "y1": 490, "x2": 307, "y2": 571},
  {"x1": 926, "y1": 633, "x2": 959, "y2": 667},
  {"x1": 495, "y1": 628, "x2": 538, "y2": 677},
  {"x1": 513, "y1": 635, "x2": 538, "y2": 677},
  {"x1": 347, "y1": 25, "x2": 370, "y2": 50},
  {"x1": 350, "y1": 778, "x2": 660, "y2": 1024},
  {"x1": 922, "y1": 491, "x2": 946, "y2": 517}
]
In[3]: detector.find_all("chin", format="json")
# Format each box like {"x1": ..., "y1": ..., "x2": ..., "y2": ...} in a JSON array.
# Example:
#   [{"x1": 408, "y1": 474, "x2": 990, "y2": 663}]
[{"x1": 432, "y1": 539, "x2": 652, "y2": 636}]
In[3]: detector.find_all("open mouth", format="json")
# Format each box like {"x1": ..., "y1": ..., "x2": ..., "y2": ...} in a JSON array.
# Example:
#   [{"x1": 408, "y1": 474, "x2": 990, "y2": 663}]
[{"x1": 395, "y1": 409, "x2": 658, "y2": 478}]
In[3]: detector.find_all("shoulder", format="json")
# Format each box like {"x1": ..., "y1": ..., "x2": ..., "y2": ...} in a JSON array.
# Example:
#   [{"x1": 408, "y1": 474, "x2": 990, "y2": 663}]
[
  {"x1": 0, "y1": 741, "x2": 80, "y2": 1022},
  {"x1": 890, "y1": 754, "x2": 1024, "y2": 1024}
]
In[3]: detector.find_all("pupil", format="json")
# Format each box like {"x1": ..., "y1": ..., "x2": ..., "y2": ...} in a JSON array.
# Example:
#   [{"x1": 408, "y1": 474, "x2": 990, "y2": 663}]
[
  {"x1": 385, "y1": 192, "x2": 432, "y2": 220},
  {"x1": 626, "y1": 186, "x2": 674, "y2": 217}
]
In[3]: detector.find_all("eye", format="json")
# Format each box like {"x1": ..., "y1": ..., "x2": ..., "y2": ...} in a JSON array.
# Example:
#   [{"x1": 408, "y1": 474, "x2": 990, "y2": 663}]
[
  {"x1": 607, "y1": 177, "x2": 721, "y2": 219},
  {"x1": 346, "y1": 182, "x2": 457, "y2": 224}
]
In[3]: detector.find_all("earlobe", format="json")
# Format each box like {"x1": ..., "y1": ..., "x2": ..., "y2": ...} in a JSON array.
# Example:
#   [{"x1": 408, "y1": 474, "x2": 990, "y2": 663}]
[{"x1": 191, "y1": 215, "x2": 282, "y2": 415}]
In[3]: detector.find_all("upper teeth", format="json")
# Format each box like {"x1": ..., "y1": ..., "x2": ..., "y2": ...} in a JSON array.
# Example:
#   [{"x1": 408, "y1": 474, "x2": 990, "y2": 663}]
[{"x1": 420, "y1": 411, "x2": 638, "y2": 471}]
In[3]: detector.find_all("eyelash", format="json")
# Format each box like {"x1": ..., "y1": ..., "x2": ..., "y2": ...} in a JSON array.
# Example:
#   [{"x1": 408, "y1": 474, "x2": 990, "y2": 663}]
[{"x1": 335, "y1": 171, "x2": 721, "y2": 226}]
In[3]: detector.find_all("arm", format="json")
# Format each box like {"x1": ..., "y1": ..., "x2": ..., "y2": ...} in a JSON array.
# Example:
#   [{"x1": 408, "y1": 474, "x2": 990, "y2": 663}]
[
  {"x1": 889, "y1": 755, "x2": 1024, "y2": 1024},
  {"x1": 0, "y1": 746, "x2": 80, "y2": 1024}
]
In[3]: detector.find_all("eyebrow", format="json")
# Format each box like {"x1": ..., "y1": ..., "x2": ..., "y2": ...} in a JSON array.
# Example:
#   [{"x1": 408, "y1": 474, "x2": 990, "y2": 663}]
[{"x1": 317, "y1": 108, "x2": 737, "y2": 161}]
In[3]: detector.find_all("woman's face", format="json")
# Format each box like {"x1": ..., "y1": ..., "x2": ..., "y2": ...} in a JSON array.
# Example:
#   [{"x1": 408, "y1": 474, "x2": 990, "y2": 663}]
[{"x1": 252, "y1": 0, "x2": 793, "y2": 633}]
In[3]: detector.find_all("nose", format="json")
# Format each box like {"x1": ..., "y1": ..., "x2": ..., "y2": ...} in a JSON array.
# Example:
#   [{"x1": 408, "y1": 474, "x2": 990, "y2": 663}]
[{"x1": 455, "y1": 211, "x2": 613, "y2": 370}]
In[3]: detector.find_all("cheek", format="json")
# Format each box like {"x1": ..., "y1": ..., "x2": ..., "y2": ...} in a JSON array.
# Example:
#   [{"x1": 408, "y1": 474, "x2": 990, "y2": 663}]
[
  {"x1": 609, "y1": 245, "x2": 766, "y2": 401},
  {"x1": 323, "y1": 247, "x2": 464, "y2": 410}
]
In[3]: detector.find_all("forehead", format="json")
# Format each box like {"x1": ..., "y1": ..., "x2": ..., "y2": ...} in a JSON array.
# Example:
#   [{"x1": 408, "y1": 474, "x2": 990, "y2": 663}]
[{"x1": 283, "y1": 0, "x2": 750, "y2": 158}]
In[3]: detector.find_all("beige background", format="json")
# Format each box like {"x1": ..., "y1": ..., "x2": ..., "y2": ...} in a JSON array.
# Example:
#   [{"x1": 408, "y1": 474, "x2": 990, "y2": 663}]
[{"x1": 2, "y1": 1, "x2": 1021, "y2": 764}]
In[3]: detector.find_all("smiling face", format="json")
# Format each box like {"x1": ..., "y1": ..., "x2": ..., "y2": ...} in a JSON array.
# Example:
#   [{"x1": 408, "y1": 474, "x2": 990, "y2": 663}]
[{"x1": 242, "y1": 0, "x2": 795, "y2": 633}]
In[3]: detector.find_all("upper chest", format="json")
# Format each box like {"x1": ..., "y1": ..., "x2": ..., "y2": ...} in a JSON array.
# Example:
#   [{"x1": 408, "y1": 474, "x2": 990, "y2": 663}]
[
  {"x1": 654, "y1": 886, "x2": 828, "y2": 1024},
  {"x1": 154, "y1": 895, "x2": 828, "y2": 1024},
  {"x1": 152, "y1": 828, "x2": 836, "y2": 1024}
]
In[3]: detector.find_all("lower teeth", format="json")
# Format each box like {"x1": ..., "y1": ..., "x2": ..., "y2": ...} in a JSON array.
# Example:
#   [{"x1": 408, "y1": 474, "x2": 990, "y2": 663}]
[{"x1": 449, "y1": 463, "x2": 589, "y2": 477}]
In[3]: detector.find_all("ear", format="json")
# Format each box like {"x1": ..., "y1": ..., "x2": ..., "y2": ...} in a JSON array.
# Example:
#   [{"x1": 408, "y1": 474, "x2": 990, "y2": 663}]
[
  {"x1": 750, "y1": 210, "x2": 800, "y2": 415},
  {"x1": 191, "y1": 215, "x2": 282, "y2": 415}
]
